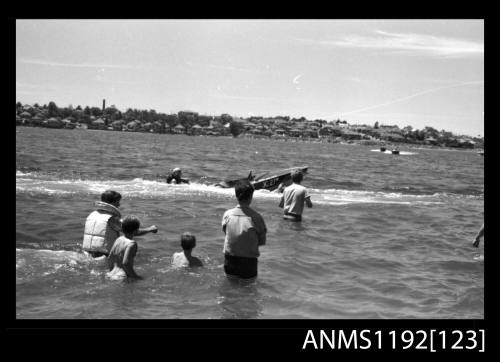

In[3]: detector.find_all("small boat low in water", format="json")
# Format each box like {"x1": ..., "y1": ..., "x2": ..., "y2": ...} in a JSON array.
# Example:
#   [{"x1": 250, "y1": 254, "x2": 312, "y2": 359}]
[
  {"x1": 252, "y1": 166, "x2": 308, "y2": 191},
  {"x1": 391, "y1": 149, "x2": 400, "y2": 155},
  {"x1": 215, "y1": 166, "x2": 309, "y2": 191},
  {"x1": 380, "y1": 147, "x2": 386, "y2": 152}
]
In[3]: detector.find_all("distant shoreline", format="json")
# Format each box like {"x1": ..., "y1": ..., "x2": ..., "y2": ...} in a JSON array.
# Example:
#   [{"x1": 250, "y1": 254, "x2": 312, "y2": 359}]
[
  {"x1": 16, "y1": 124, "x2": 483, "y2": 153},
  {"x1": 16, "y1": 102, "x2": 483, "y2": 151}
]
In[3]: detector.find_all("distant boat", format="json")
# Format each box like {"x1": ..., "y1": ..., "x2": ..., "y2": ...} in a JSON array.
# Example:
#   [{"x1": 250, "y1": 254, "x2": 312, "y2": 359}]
[
  {"x1": 478, "y1": 151, "x2": 484, "y2": 156},
  {"x1": 380, "y1": 147, "x2": 386, "y2": 152},
  {"x1": 391, "y1": 150, "x2": 400, "y2": 155}
]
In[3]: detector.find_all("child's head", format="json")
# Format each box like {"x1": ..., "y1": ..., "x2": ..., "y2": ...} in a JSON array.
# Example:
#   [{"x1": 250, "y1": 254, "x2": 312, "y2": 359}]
[
  {"x1": 101, "y1": 190, "x2": 122, "y2": 207},
  {"x1": 122, "y1": 215, "x2": 141, "y2": 235},
  {"x1": 180, "y1": 232, "x2": 196, "y2": 250},
  {"x1": 234, "y1": 180, "x2": 254, "y2": 203}
]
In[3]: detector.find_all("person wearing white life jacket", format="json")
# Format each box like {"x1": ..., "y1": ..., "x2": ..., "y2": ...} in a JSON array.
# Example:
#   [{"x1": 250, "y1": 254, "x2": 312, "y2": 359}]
[{"x1": 82, "y1": 190, "x2": 158, "y2": 258}]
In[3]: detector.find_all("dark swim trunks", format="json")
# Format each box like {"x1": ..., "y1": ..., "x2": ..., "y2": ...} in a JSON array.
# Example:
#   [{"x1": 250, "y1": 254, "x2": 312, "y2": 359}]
[
  {"x1": 283, "y1": 211, "x2": 302, "y2": 222},
  {"x1": 85, "y1": 251, "x2": 109, "y2": 258},
  {"x1": 224, "y1": 254, "x2": 258, "y2": 279}
]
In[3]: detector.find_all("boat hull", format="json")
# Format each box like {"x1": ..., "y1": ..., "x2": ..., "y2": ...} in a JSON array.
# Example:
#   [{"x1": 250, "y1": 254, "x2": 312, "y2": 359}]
[
  {"x1": 215, "y1": 166, "x2": 309, "y2": 191},
  {"x1": 252, "y1": 166, "x2": 308, "y2": 191}
]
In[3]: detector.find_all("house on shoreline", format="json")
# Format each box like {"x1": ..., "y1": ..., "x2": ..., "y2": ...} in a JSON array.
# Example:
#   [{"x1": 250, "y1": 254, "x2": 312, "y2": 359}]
[{"x1": 15, "y1": 102, "x2": 484, "y2": 149}]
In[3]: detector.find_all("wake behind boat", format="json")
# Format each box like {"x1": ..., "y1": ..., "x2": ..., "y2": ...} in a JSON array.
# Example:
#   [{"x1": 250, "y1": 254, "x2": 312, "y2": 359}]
[{"x1": 215, "y1": 166, "x2": 308, "y2": 191}]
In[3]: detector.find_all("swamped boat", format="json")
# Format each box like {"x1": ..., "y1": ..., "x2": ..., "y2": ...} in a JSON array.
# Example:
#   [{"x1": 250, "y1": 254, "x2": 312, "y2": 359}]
[
  {"x1": 215, "y1": 166, "x2": 309, "y2": 191},
  {"x1": 252, "y1": 166, "x2": 308, "y2": 191}
]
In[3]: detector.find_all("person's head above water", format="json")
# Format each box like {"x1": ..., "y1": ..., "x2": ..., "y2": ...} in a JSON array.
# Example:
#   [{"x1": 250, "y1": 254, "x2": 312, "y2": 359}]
[
  {"x1": 181, "y1": 232, "x2": 196, "y2": 250},
  {"x1": 121, "y1": 215, "x2": 141, "y2": 235},
  {"x1": 172, "y1": 167, "x2": 182, "y2": 177},
  {"x1": 291, "y1": 169, "x2": 304, "y2": 184},
  {"x1": 234, "y1": 180, "x2": 254, "y2": 204},
  {"x1": 101, "y1": 190, "x2": 122, "y2": 207}
]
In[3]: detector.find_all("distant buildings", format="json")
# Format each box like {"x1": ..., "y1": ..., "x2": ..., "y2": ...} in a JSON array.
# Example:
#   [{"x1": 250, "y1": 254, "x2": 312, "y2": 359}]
[{"x1": 15, "y1": 101, "x2": 483, "y2": 149}]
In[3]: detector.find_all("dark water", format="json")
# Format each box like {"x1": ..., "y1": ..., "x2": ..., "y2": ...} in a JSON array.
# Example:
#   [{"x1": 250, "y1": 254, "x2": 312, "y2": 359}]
[{"x1": 16, "y1": 127, "x2": 484, "y2": 319}]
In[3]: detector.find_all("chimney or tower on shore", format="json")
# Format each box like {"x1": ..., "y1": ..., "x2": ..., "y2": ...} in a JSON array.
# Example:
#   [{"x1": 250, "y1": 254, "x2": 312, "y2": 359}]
[{"x1": 102, "y1": 99, "x2": 107, "y2": 125}]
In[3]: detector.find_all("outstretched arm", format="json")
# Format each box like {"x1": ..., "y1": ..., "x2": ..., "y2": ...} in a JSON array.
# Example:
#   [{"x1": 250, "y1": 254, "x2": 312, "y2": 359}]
[
  {"x1": 275, "y1": 183, "x2": 285, "y2": 194},
  {"x1": 136, "y1": 225, "x2": 158, "y2": 236}
]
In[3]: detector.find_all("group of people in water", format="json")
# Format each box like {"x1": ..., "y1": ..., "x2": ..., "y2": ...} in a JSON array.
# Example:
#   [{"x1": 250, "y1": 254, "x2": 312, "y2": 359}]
[{"x1": 81, "y1": 168, "x2": 313, "y2": 281}]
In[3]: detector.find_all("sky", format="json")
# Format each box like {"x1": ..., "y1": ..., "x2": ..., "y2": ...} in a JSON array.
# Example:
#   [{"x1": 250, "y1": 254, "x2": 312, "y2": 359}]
[{"x1": 16, "y1": 19, "x2": 484, "y2": 136}]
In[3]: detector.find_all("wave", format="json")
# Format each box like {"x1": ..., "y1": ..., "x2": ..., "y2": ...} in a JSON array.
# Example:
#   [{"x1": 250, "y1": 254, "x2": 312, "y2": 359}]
[
  {"x1": 16, "y1": 247, "x2": 105, "y2": 280},
  {"x1": 16, "y1": 173, "x2": 482, "y2": 206},
  {"x1": 381, "y1": 185, "x2": 483, "y2": 197}
]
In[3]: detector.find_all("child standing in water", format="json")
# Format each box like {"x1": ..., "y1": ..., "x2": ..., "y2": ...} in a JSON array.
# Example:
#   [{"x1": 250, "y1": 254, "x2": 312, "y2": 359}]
[
  {"x1": 172, "y1": 232, "x2": 203, "y2": 268},
  {"x1": 107, "y1": 216, "x2": 143, "y2": 280}
]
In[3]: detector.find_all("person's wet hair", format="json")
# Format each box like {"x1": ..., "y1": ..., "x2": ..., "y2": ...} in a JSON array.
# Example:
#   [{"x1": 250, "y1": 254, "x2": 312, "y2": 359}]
[
  {"x1": 291, "y1": 169, "x2": 303, "y2": 183},
  {"x1": 101, "y1": 190, "x2": 122, "y2": 204},
  {"x1": 234, "y1": 180, "x2": 254, "y2": 202},
  {"x1": 181, "y1": 232, "x2": 196, "y2": 250},
  {"x1": 121, "y1": 215, "x2": 141, "y2": 234}
]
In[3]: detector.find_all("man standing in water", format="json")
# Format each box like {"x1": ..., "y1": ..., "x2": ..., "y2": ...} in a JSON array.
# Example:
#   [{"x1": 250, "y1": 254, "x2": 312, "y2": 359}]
[
  {"x1": 222, "y1": 180, "x2": 267, "y2": 280},
  {"x1": 279, "y1": 169, "x2": 312, "y2": 221},
  {"x1": 82, "y1": 190, "x2": 158, "y2": 258}
]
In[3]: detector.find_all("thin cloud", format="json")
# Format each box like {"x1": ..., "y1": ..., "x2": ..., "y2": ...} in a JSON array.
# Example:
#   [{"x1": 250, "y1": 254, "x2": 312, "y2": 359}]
[
  {"x1": 296, "y1": 31, "x2": 483, "y2": 57},
  {"x1": 16, "y1": 81, "x2": 57, "y2": 91},
  {"x1": 16, "y1": 90, "x2": 38, "y2": 95},
  {"x1": 16, "y1": 82, "x2": 41, "y2": 88},
  {"x1": 211, "y1": 93, "x2": 281, "y2": 101},
  {"x1": 338, "y1": 81, "x2": 484, "y2": 116},
  {"x1": 186, "y1": 61, "x2": 268, "y2": 74},
  {"x1": 292, "y1": 74, "x2": 303, "y2": 84},
  {"x1": 18, "y1": 58, "x2": 137, "y2": 69},
  {"x1": 210, "y1": 88, "x2": 283, "y2": 102}
]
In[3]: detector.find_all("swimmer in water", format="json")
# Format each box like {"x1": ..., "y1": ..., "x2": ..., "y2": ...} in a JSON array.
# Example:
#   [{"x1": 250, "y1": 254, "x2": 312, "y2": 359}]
[
  {"x1": 171, "y1": 232, "x2": 203, "y2": 268},
  {"x1": 107, "y1": 216, "x2": 143, "y2": 280},
  {"x1": 164, "y1": 167, "x2": 190, "y2": 184}
]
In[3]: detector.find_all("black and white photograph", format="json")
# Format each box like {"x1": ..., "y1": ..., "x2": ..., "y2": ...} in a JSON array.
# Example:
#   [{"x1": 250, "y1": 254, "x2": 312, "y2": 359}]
[{"x1": 15, "y1": 19, "x2": 484, "y2": 326}]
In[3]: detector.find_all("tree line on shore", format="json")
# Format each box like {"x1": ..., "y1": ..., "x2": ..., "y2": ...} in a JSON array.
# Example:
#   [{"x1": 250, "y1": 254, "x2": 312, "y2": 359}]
[{"x1": 15, "y1": 101, "x2": 484, "y2": 149}]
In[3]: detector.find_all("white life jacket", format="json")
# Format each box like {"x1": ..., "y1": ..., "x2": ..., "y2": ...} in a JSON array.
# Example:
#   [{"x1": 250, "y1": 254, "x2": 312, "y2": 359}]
[{"x1": 82, "y1": 201, "x2": 121, "y2": 254}]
